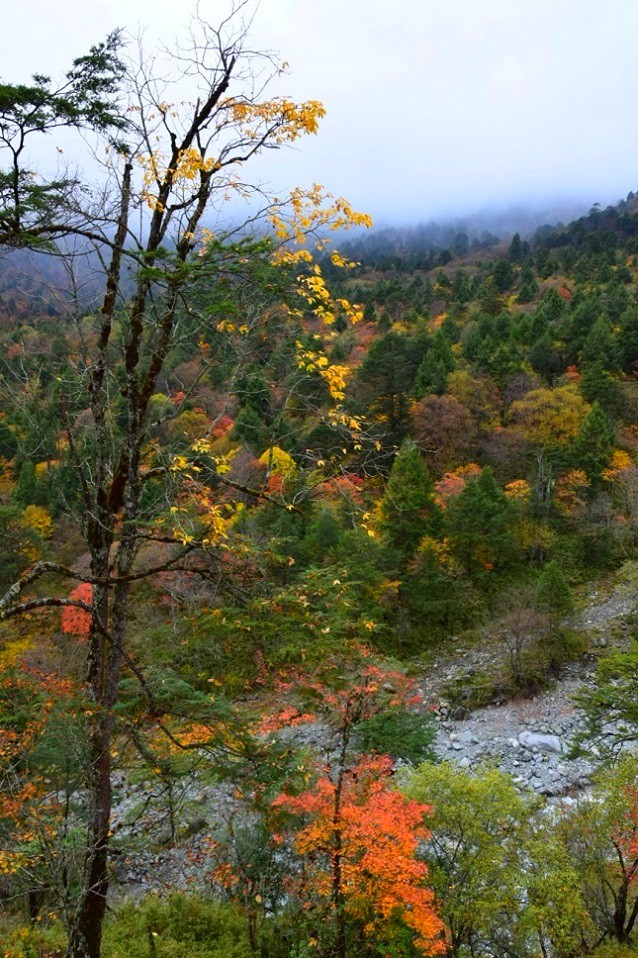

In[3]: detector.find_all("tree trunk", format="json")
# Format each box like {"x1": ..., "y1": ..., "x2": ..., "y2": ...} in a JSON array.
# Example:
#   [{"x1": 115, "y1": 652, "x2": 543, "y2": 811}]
[
  {"x1": 66, "y1": 711, "x2": 113, "y2": 958},
  {"x1": 66, "y1": 542, "x2": 113, "y2": 958}
]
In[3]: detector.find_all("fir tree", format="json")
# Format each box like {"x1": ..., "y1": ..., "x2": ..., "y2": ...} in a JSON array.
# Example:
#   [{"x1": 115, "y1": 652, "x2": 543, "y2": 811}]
[
  {"x1": 536, "y1": 561, "x2": 574, "y2": 620},
  {"x1": 508, "y1": 231, "x2": 524, "y2": 263},
  {"x1": 581, "y1": 315, "x2": 619, "y2": 371},
  {"x1": 571, "y1": 401, "x2": 615, "y2": 488},
  {"x1": 580, "y1": 362, "x2": 623, "y2": 413},
  {"x1": 447, "y1": 467, "x2": 517, "y2": 584},
  {"x1": 414, "y1": 330, "x2": 456, "y2": 396},
  {"x1": 518, "y1": 265, "x2": 539, "y2": 303},
  {"x1": 478, "y1": 277, "x2": 503, "y2": 316},
  {"x1": 378, "y1": 441, "x2": 442, "y2": 562}
]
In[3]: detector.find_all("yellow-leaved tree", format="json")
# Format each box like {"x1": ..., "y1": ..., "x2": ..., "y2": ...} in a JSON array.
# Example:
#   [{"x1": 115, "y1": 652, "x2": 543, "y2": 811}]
[{"x1": 0, "y1": 10, "x2": 370, "y2": 956}]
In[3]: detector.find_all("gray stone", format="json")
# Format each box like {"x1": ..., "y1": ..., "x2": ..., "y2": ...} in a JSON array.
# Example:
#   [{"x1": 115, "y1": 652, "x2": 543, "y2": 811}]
[
  {"x1": 452, "y1": 707, "x2": 470, "y2": 721},
  {"x1": 519, "y1": 731, "x2": 563, "y2": 754},
  {"x1": 183, "y1": 816, "x2": 208, "y2": 837}
]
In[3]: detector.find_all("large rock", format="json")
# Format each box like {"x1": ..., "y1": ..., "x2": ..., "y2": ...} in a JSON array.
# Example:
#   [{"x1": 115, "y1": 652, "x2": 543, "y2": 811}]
[{"x1": 518, "y1": 730, "x2": 563, "y2": 754}]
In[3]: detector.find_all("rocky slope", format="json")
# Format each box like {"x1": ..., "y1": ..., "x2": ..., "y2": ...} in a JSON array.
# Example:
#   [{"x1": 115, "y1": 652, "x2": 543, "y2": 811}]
[{"x1": 110, "y1": 579, "x2": 635, "y2": 894}]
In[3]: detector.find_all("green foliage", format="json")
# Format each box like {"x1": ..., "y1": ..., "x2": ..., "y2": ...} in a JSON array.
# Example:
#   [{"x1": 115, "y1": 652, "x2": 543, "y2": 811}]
[
  {"x1": 184, "y1": 565, "x2": 384, "y2": 690},
  {"x1": 571, "y1": 401, "x2": 616, "y2": 488},
  {"x1": 576, "y1": 632, "x2": 638, "y2": 752},
  {"x1": 355, "y1": 330, "x2": 427, "y2": 446},
  {"x1": 5, "y1": 125, "x2": 638, "y2": 958},
  {"x1": 581, "y1": 362, "x2": 624, "y2": 413},
  {"x1": 401, "y1": 541, "x2": 482, "y2": 640},
  {"x1": 447, "y1": 467, "x2": 518, "y2": 585},
  {"x1": 102, "y1": 895, "x2": 254, "y2": 958},
  {"x1": 517, "y1": 264, "x2": 539, "y2": 303},
  {"x1": 0, "y1": 32, "x2": 127, "y2": 246},
  {"x1": 536, "y1": 560, "x2": 574, "y2": 618},
  {"x1": 476, "y1": 276, "x2": 503, "y2": 316},
  {"x1": 556, "y1": 757, "x2": 638, "y2": 945},
  {"x1": 356, "y1": 708, "x2": 436, "y2": 764},
  {"x1": 378, "y1": 440, "x2": 442, "y2": 564},
  {"x1": 403, "y1": 762, "x2": 595, "y2": 958},
  {"x1": 414, "y1": 329, "x2": 456, "y2": 396}
]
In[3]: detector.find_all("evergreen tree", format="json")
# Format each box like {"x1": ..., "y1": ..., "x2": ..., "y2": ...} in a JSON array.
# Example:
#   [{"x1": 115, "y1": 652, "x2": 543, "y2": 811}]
[
  {"x1": 581, "y1": 315, "x2": 619, "y2": 371},
  {"x1": 541, "y1": 287, "x2": 565, "y2": 321},
  {"x1": 508, "y1": 231, "x2": 524, "y2": 263},
  {"x1": 13, "y1": 460, "x2": 38, "y2": 507},
  {"x1": 570, "y1": 401, "x2": 615, "y2": 488},
  {"x1": 0, "y1": 419, "x2": 18, "y2": 459},
  {"x1": 618, "y1": 306, "x2": 638, "y2": 373},
  {"x1": 536, "y1": 561, "x2": 574, "y2": 620},
  {"x1": 356, "y1": 331, "x2": 425, "y2": 445},
  {"x1": 414, "y1": 330, "x2": 456, "y2": 396},
  {"x1": 402, "y1": 541, "x2": 478, "y2": 636},
  {"x1": 478, "y1": 277, "x2": 503, "y2": 316},
  {"x1": 232, "y1": 405, "x2": 271, "y2": 454},
  {"x1": 580, "y1": 362, "x2": 623, "y2": 413},
  {"x1": 447, "y1": 467, "x2": 517, "y2": 585},
  {"x1": 530, "y1": 332, "x2": 564, "y2": 383},
  {"x1": 517, "y1": 265, "x2": 539, "y2": 303},
  {"x1": 378, "y1": 441, "x2": 442, "y2": 562},
  {"x1": 492, "y1": 259, "x2": 515, "y2": 293},
  {"x1": 303, "y1": 508, "x2": 343, "y2": 564}
]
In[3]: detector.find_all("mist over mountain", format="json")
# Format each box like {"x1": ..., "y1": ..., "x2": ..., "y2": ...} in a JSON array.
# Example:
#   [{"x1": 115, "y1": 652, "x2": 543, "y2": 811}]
[{"x1": 341, "y1": 197, "x2": 594, "y2": 257}]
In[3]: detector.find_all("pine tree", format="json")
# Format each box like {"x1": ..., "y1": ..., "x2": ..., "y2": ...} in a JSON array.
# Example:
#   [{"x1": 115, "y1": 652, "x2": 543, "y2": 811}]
[
  {"x1": 536, "y1": 561, "x2": 573, "y2": 619},
  {"x1": 508, "y1": 231, "x2": 524, "y2": 263},
  {"x1": 414, "y1": 330, "x2": 456, "y2": 396},
  {"x1": 378, "y1": 441, "x2": 442, "y2": 562},
  {"x1": 447, "y1": 467, "x2": 517, "y2": 584},
  {"x1": 580, "y1": 362, "x2": 623, "y2": 413},
  {"x1": 571, "y1": 401, "x2": 615, "y2": 488}
]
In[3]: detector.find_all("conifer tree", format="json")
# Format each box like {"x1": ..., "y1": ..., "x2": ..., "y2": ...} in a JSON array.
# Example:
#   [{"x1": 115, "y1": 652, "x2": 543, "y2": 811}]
[
  {"x1": 581, "y1": 315, "x2": 619, "y2": 371},
  {"x1": 580, "y1": 362, "x2": 623, "y2": 413},
  {"x1": 414, "y1": 330, "x2": 456, "y2": 396},
  {"x1": 517, "y1": 265, "x2": 539, "y2": 303},
  {"x1": 508, "y1": 231, "x2": 524, "y2": 262},
  {"x1": 378, "y1": 441, "x2": 442, "y2": 562},
  {"x1": 536, "y1": 560, "x2": 574, "y2": 621},
  {"x1": 477, "y1": 276, "x2": 503, "y2": 316},
  {"x1": 447, "y1": 467, "x2": 517, "y2": 584},
  {"x1": 571, "y1": 401, "x2": 615, "y2": 488}
]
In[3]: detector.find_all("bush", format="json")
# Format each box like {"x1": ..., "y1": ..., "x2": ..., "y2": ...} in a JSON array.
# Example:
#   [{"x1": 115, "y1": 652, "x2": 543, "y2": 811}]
[
  {"x1": 0, "y1": 896, "x2": 256, "y2": 958},
  {"x1": 102, "y1": 894, "x2": 253, "y2": 958}
]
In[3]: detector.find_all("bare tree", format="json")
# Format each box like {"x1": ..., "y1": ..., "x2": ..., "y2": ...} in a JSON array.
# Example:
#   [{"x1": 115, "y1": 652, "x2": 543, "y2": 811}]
[{"x1": 499, "y1": 589, "x2": 549, "y2": 691}]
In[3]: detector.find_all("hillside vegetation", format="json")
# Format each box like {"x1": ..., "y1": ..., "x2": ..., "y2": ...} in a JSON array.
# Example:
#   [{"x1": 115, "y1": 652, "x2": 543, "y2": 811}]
[{"x1": 0, "y1": 14, "x2": 637, "y2": 958}]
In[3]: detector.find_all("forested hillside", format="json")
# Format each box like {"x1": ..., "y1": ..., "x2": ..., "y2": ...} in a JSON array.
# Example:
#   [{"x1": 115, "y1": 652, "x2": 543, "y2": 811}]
[{"x1": 1, "y1": 10, "x2": 637, "y2": 958}]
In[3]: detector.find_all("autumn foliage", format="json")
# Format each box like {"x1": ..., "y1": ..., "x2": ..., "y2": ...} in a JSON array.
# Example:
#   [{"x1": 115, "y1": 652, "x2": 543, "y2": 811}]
[
  {"x1": 61, "y1": 582, "x2": 93, "y2": 637},
  {"x1": 273, "y1": 755, "x2": 444, "y2": 955}
]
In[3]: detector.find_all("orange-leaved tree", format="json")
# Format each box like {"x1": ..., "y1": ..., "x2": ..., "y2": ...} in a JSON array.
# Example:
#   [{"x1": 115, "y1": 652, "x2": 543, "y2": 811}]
[
  {"x1": 272, "y1": 754, "x2": 444, "y2": 958},
  {"x1": 207, "y1": 652, "x2": 439, "y2": 955}
]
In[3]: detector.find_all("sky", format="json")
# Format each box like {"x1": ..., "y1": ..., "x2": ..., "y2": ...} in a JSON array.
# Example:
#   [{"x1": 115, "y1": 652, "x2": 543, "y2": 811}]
[{"x1": 4, "y1": 0, "x2": 638, "y2": 225}]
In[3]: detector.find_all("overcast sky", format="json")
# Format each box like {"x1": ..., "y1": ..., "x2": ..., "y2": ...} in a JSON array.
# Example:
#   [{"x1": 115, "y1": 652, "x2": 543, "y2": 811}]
[{"x1": 4, "y1": 0, "x2": 638, "y2": 224}]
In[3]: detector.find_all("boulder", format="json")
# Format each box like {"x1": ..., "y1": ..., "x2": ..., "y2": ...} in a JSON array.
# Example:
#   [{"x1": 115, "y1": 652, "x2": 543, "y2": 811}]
[{"x1": 518, "y1": 730, "x2": 563, "y2": 754}]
